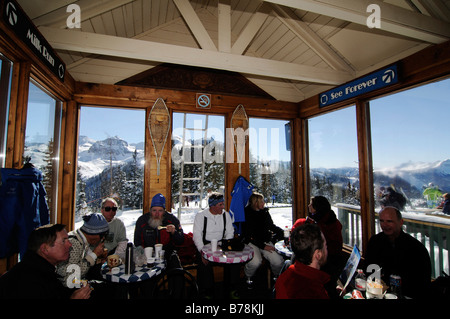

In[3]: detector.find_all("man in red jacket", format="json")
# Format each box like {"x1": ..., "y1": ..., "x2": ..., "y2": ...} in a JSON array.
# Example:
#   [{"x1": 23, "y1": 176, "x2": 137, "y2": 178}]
[{"x1": 275, "y1": 223, "x2": 330, "y2": 299}]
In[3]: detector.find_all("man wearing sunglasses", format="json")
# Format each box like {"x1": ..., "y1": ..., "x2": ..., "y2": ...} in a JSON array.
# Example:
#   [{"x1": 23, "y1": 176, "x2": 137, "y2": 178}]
[{"x1": 101, "y1": 198, "x2": 127, "y2": 254}]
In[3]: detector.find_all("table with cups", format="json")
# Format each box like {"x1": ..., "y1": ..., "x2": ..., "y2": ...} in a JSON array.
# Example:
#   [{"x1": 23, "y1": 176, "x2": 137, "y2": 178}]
[
  {"x1": 201, "y1": 240, "x2": 254, "y2": 298},
  {"x1": 201, "y1": 241, "x2": 254, "y2": 264},
  {"x1": 275, "y1": 240, "x2": 292, "y2": 258},
  {"x1": 101, "y1": 244, "x2": 166, "y2": 298}
]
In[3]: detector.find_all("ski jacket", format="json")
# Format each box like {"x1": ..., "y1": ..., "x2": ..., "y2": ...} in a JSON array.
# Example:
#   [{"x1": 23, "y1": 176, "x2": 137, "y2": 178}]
[
  {"x1": 0, "y1": 167, "x2": 49, "y2": 258},
  {"x1": 133, "y1": 211, "x2": 184, "y2": 249}
]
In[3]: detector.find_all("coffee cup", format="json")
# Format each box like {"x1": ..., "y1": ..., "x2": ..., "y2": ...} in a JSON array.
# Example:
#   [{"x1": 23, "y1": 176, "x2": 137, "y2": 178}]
[
  {"x1": 144, "y1": 247, "x2": 153, "y2": 259},
  {"x1": 155, "y1": 244, "x2": 163, "y2": 260},
  {"x1": 211, "y1": 239, "x2": 218, "y2": 252}
]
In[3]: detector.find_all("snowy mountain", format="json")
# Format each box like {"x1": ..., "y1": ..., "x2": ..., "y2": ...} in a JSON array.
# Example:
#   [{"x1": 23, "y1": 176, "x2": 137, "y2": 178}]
[
  {"x1": 311, "y1": 159, "x2": 450, "y2": 197},
  {"x1": 25, "y1": 134, "x2": 449, "y2": 194},
  {"x1": 374, "y1": 159, "x2": 450, "y2": 192},
  {"x1": 77, "y1": 136, "x2": 144, "y2": 179}
]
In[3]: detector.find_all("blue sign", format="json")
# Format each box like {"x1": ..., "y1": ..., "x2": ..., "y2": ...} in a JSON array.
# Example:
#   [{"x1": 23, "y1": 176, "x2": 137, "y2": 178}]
[
  {"x1": 196, "y1": 93, "x2": 211, "y2": 109},
  {"x1": 319, "y1": 64, "x2": 398, "y2": 107}
]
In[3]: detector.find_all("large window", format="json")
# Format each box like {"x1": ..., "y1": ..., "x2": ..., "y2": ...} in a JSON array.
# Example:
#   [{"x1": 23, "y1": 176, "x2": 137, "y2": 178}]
[
  {"x1": 307, "y1": 106, "x2": 360, "y2": 248},
  {"x1": 171, "y1": 112, "x2": 225, "y2": 233},
  {"x1": 249, "y1": 118, "x2": 293, "y2": 228},
  {"x1": 0, "y1": 54, "x2": 13, "y2": 168},
  {"x1": 75, "y1": 106, "x2": 145, "y2": 239},
  {"x1": 23, "y1": 80, "x2": 62, "y2": 222},
  {"x1": 370, "y1": 78, "x2": 450, "y2": 277}
]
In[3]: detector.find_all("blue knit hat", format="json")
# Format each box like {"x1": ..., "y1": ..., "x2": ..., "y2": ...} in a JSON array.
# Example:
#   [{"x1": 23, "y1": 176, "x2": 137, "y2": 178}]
[
  {"x1": 81, "y1": 213, "x2": 109, "y2": 235},
  {"x1": 208, "y1": 193, "x2": 224, "y2": 207},
  {"x1": 151, "y1": 193, "x2": 166, "y2": 209}
]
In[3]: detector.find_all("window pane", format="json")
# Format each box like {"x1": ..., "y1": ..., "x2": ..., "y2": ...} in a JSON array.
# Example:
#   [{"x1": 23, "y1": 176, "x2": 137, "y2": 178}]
[
  {"x1": 75, "y1": 107, "x2": 145, "y2": 240},
  {"x1": 0, "y1": 55, "x2": 13, "y2": 167},
  {"x1": 249, "y1": 118, "x2": 293, "y2": 229},
  {"x1": 171, "y1": 112, "x2": 225, "y2": 233},
  {"x1": 370, "y1": 78, "x2": 450, "y2": 277},
  {"x1": 308, "y1": 106, "x2": 360, "y2": 248},
  {"x1": 24, "y1": 81, "x2": 62, "y2": 222}
]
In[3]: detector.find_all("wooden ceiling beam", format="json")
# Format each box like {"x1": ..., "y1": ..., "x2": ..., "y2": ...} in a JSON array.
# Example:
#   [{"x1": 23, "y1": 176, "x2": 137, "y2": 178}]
[
  {"x1": 264, "y1": 0, "x2": 450, "y2": 43},
  {"x1": 39, "y1": 26, "x2": 353, "y2": 85}
]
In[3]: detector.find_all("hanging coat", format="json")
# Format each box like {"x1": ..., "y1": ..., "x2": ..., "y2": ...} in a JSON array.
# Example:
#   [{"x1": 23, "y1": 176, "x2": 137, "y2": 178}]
[
  {"x1": 229, "y1": 176, "x2": 254, "y2": 233},
  {"x1": 0, "y1": 167, "x2": 50, "y2": 259}
]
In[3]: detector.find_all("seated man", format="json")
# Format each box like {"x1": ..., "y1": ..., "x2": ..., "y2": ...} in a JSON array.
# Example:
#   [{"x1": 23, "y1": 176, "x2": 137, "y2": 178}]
[
  {"x1": 275, "y1": 223, "x2": 330, "y2": 299},
  {"x1": 365, "y1": 206, "x2": 431, "y2": 298},
  {"x1": 193, "y1": 192, "x2": 238, "y2": 298},
  {"x1": 100, "y1": 197, "x2": 127, "y2": 254},
  {"x1": 0, "y1": 224, "x2": 91, "y2": 299},
  {"x1": 133, "y1": 193, "x2": 184, "y2": 261},
  {"x1": 56, "y1": 213, "x2": 110, "y2": 297},
  {"x1": 133, "y1": 193, "x2": 185, "y2": 298}
]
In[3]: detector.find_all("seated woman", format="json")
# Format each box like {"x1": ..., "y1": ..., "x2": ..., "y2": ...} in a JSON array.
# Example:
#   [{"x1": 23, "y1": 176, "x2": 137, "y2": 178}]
[
  {"x1": 242, "y1": 192, "x2": 285, "y2": 288},
  {"x1": 292, "y1": 195, "x2": 344, "y2": 298}
]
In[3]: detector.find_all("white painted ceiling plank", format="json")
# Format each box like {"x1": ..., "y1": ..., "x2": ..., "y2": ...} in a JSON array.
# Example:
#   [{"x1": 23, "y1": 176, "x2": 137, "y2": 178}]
[
  {"x1": 31, "y1": 0, "x2": 134, "y2": 28},
  {"x1": 218, "y1": 0, "x2": 232, "y2": 53},
  {"x1": 271, "y1": 4, "x2": 353, "y2": 72},
  {"x1": 263, "y1": 0, "x2": 450, "y2": 43}
]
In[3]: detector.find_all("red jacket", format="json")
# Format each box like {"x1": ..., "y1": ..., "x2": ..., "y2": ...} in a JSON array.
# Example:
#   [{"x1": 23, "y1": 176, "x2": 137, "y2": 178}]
[
  {"x1": 275, "y1": 261, "x2": 330, "y2": 299},
  {"x1": 292, "y1": 210, "x2": 343, "y2": 257}
]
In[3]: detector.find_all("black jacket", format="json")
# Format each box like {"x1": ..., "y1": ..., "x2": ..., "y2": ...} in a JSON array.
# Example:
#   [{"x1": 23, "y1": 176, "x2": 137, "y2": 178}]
[
  {"x1": 0, "y1": 251, "x2": 71, "y2": 299},
  {"x1": 366, "y1": 230, "x2": 432, "y2": 299},
  {"x1": 242, "y1": 206, "x2": 284, "y2": 249}
]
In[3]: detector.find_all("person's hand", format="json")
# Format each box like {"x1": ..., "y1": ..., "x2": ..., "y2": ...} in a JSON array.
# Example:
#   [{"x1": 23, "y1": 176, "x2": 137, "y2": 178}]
[
  {"x1": 264, "y1": 245, "x2": 275, "y2": 253},
  {"x1": 93, "y1": 242, "x2": 108, "y2": 262},
  {"x1": 70, "y1": 285, "x2": 92, "y2": 299},
  {"x1": 166, "y1": 224, "x2": 176, "y2": 234}
]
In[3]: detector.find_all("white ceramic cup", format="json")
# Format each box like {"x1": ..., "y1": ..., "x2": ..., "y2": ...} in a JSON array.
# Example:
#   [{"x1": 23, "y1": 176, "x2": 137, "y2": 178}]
[
  {"x1": 211, "y1": 239, "x2": 218, "y2": 252},
  {"x1": 155, "y1": 244, "x2": 163, "y2": 260},
  {"x1": 144, "y1": 247, "x2": 153, "y2": 258}
]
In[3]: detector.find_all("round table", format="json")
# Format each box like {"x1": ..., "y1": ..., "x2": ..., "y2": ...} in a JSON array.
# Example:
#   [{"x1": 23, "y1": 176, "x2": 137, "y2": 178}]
[
  {"x1": 101, "y1": 262, "x2": 165, "y2": 283},
  {"x1": 275, "y1": 240, "x2": 292, "y2": 258},
  {"x1": 201, "y1": 243, "x2": 254, "y2": 263}
]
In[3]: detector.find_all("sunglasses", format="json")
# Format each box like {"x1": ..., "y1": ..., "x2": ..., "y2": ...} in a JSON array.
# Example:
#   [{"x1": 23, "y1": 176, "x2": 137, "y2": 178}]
[{"x1": 103, "y1": 206, "x2": 118, "y2": 212}]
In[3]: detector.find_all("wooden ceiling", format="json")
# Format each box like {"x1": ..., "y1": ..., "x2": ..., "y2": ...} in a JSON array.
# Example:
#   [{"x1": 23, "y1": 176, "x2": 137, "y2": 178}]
[{"x1": 18, "y1": 0, "x2": 450, "y2": 103}]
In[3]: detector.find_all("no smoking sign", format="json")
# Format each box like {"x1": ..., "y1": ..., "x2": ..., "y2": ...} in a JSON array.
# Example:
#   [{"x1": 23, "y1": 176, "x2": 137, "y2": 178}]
[{"x1": 196, "y1": 93, "x2": 211, "y2": 109}]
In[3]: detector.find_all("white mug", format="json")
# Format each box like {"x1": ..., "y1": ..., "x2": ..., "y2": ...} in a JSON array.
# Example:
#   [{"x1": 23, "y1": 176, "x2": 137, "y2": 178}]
[
  {"x1": 144, "y1": 247, "x2": 153, "y2": 258},
  {"x1": 155, "y1": 244, "x2": 163, "y2": 260},
  {"x1": 211, "y1": 239, "x2": 218, "y2": 252}
]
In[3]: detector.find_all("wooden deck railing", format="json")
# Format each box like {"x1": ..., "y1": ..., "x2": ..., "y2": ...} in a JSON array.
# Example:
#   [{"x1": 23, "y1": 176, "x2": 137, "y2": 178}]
[{"x1": 336, "y1": 203, "x2": 450, "y2": 278}]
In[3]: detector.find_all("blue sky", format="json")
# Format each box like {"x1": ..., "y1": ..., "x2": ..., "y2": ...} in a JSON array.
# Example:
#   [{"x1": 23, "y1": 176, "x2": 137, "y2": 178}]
[{"x1": 308, "y1": 77, "x2": 450, "y2": 169}]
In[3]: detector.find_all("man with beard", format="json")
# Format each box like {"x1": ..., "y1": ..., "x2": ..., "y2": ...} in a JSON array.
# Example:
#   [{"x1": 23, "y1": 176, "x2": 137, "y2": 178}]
[
  {"x1": 133, "y1": 193, "x2": 185, "y2": 298},
  {"x1": 134, "y1": 193, "x2": 184, "y2": 250},
  {"x1": 275, "y1": 223, "x2": 330, "y2": 299}
]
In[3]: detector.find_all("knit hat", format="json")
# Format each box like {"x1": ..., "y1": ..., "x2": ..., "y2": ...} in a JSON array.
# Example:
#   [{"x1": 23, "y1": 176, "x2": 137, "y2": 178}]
[
  {"x1": 151, "y1": 193, "x2": 166, "y2": 209},
  {"x1": 208, "y1": 193, "x2": 224, "y2": 207},
  {"x1": 80, "y1": 213, "x2": 109, "y2": 235}
]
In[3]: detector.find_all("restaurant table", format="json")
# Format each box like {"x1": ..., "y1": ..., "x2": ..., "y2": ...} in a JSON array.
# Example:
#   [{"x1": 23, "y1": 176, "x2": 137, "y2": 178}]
[
  {"x1": 201, "y1": 243, "x2": 254, "y2": 298},
  {"x1": 201, "y1": 243, "x2": 254, "y2": 263},
  {"x1": 101, "y1": 261, "x2": 165, "y2": 298},
  {"x1": 275, "y1": 240, "x2": 292, "y2": 258}
]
